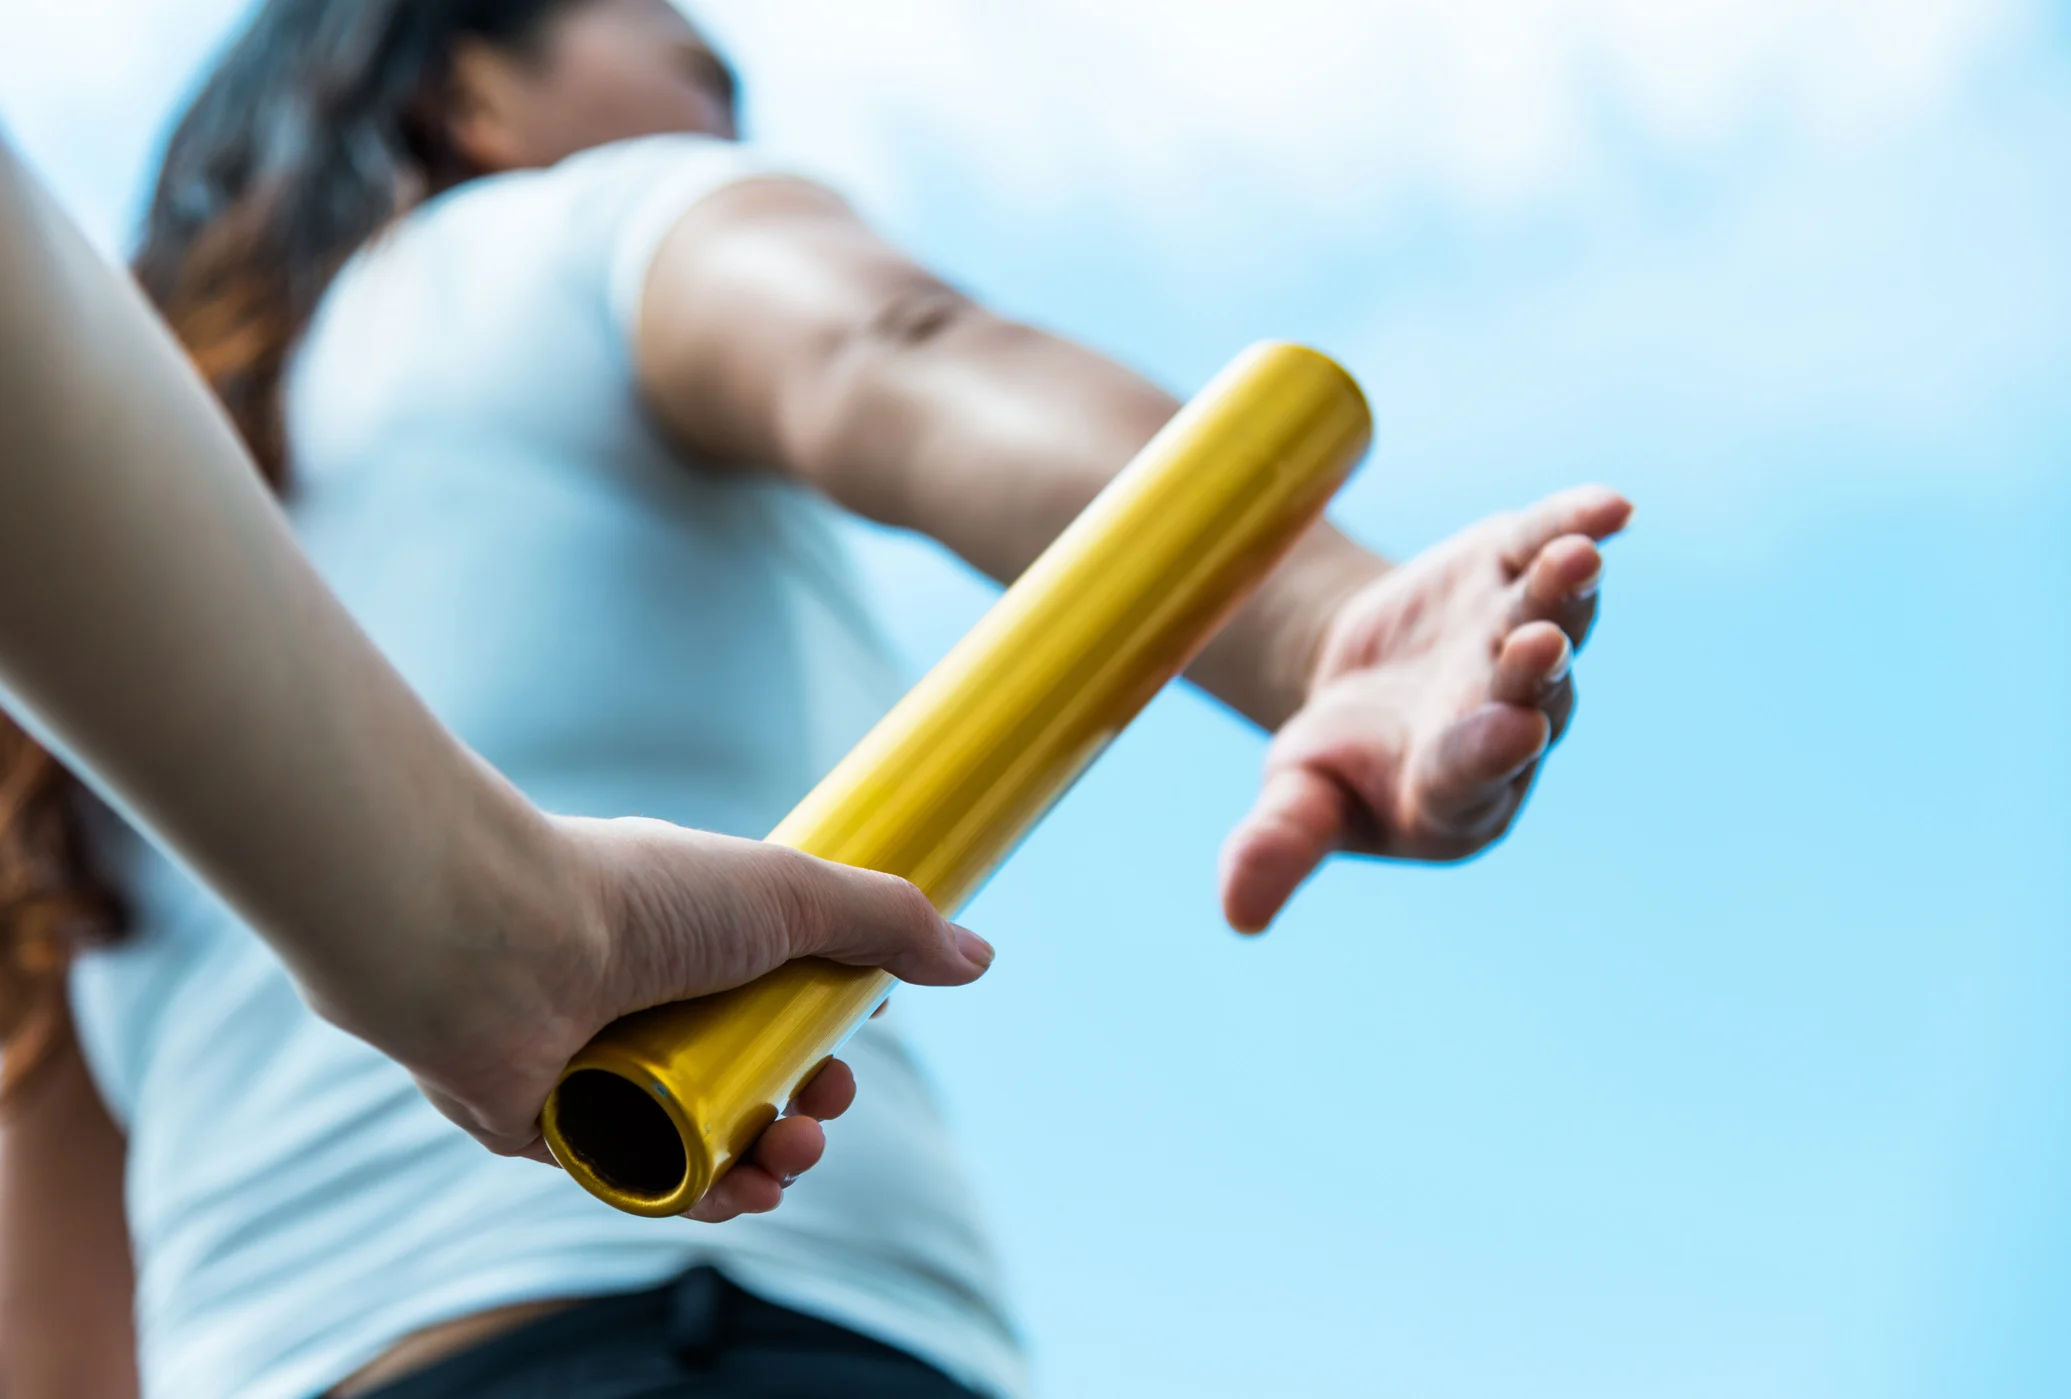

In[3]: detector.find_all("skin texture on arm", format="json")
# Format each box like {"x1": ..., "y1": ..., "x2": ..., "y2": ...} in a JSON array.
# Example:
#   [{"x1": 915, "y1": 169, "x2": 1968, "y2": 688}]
[
  {"x1": 413, "y1": 0, "x2": 1632, "y2": 930},
  {"x1": 634, "y1": 178, "x2": 1631, "y2": 930},
  {"x1": 0, "y1": 139, "x2": 991, "y2": 1218},
  {"x1": 632, "y1": 179, "x2": 1379, "y2": 731},
  {"x1": 0, "y1": 1007, "x2": 138, "y2": 1399}
]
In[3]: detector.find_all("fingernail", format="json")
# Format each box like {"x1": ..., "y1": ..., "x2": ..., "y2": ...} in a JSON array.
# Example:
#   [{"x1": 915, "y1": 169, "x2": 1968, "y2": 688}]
[
  {"x1": 779, "y1": 1174, "x2": 801, "y2": 1189},
  {"x1": 953, "y1": 925, "x2": 996, "y2": 970},
  {"x1": 1572, "y1": 561, "x2": 1603, "y2": 599},
  {"x1": 1546, "y1": 639, "x2": 1574, "y2": 686}
]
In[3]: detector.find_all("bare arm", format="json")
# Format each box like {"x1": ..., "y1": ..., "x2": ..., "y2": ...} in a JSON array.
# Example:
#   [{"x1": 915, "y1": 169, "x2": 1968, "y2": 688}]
[
  {"x1": 0, "y1": 138, "x2": 582, "y2": 1087},
  {"x1": 0, "y1": 1007, "x2": 137, "y2": 1399},
  {"x1": 0, "y1": 141, "x2": 989, "y2": 1214},
  {"x1": 635, "y1": 178, "x2": 1629, "y2": 928},
  {"x1": 635, "y1": 179, "x2": 1383, "y2": 731}
]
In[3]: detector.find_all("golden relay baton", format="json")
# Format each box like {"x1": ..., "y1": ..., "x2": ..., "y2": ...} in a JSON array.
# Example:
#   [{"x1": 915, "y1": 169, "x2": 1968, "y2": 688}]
[{"x1": 541, "y1": 342, "x2": 1372, "y2": 1217}]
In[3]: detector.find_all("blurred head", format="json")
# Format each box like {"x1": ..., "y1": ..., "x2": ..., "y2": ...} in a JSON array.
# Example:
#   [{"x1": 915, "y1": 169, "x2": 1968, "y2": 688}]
[
  {"x1": 443, "y1": 0, "x2": 738, "y2": 173},
  {"x1": 2, "y1": 1, "x2": 745, "y2": 1102},
  {"x1": 135, "y1": 0, "x2": 739, "y2": 476}
]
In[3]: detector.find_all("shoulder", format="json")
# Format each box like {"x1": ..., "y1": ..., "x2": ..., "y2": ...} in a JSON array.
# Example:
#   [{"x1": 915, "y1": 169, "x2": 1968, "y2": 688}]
[
  {"x1": 286, "y1": 137, "x2": 809, "y2": 455},
  {"x1": 550, "y1": 135, "x2": 803, "y2": 333},
  {"x1": 551, "y1": 132, "x2": 772, "y2": 200},
  {"x1": 336, "y1": 136, "x2": 779, "y2": 283},
  {"x1": 301, "y1": 136, "x2": 785, "y2": 350},
  {"x1": 400, "y1": 135, "x2": 800, "y2": 335}
]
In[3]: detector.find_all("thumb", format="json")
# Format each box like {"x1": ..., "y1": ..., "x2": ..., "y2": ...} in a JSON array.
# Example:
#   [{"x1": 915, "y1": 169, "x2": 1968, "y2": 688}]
[
  {"x1": 1219, "y1": 766, "x2": 1348, "y2": 934},
  {"x1": 779, "y1": 852, "x2": 995, "y2": 987}
]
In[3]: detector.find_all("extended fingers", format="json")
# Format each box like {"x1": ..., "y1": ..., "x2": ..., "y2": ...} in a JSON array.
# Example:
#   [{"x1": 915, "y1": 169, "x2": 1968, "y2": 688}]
[
  {"x1": 1513, "y1": 534, "x2": 1602, "y2": 645},
  {"x1": 1500, "y1": 485, "x2": 1632, "y2": 575},
  {"x1": 1219, "y1": 766, "x2": 1351, "y2": 934},
  {"x1": 1491, "y1": 623, "x2": 1579, "y2": 746},
  {"x1": 1490, "y1": 621, "x2": 1571, "y2": 706},
  {"x1": 1542, "y1": 672, "x2": 1577, "y2": 744},
  {"x1": 1417, "y1": 703, "x2": 1550, "y2": 832}
]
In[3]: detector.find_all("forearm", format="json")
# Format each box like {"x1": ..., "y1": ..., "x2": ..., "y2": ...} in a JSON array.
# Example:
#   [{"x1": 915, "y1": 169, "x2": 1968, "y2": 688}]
[
  {"x1": 798, "y1": 308, "x2": 1388, "y2": 728},
  {"x1": 639, "y1": 179, "x2": 1384, "y2": 727},
  {"x1": 0, "y1": 144, "x2": 580, "y2": 1051}
]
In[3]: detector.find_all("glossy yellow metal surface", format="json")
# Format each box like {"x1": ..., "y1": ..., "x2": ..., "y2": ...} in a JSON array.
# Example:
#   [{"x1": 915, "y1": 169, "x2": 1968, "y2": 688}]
[{"x1": 541, "y1": 342, "x2": 1372, "y2": 1217}]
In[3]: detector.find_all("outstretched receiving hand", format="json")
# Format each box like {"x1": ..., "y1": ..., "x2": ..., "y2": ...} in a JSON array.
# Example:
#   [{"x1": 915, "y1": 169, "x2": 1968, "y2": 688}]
[{"x1": 1220, "y1": 486, "x2": 1632, "y2": 931}]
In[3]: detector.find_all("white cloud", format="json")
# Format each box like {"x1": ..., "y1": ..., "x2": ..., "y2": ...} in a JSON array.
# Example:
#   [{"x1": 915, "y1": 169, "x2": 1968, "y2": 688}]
[
  {"x1": 0, "y1": 0, "x2": 2053, "y2": 517},
  {"x1": 0, "y1": 0, "x2": 251, "y2": 246},
  {"x1": 694, "y1": 0, "x2": 2026, "y2": 216},
  {"x1": 0, "y1": 0, "x2": 2028, "y2": 243}
]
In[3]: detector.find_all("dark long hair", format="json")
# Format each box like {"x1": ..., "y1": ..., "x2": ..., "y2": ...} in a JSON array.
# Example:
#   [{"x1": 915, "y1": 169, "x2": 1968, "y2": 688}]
[{"x1": 0, "y1": 0, "x2": 579, "y2": 1105}]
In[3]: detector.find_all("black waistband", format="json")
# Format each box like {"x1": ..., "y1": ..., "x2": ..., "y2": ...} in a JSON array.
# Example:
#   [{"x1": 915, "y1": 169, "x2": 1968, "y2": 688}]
[{"x1": 350, "y1": 1264, "x2": 957, "y2": 1398}]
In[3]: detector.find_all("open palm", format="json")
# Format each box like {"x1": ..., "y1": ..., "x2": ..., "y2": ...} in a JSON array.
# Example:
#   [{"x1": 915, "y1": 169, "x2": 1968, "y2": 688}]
[{"x1": 1220, "y1": 486, "x2": 1632, "y2": 931}]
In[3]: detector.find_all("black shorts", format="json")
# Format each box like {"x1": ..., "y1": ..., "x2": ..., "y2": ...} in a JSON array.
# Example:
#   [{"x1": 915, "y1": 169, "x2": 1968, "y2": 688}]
[{"x1": 353, "y1": 1265, "x2": 984, "y2": 1398}]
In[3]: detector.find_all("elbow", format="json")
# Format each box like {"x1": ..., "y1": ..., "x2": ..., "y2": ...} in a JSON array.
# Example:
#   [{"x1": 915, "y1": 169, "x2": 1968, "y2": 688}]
[
  {"x1": 852, "y1": 274, "x2": 987, "y2": 364},
  {"x1": 782, "y1": 276, "x2": 994, "y2": 506}
]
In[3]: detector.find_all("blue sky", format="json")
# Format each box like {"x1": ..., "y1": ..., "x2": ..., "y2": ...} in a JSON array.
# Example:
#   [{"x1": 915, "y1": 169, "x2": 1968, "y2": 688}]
[{"x1": 3, "y1": 2, "x2": 2067, "y2": 1395}]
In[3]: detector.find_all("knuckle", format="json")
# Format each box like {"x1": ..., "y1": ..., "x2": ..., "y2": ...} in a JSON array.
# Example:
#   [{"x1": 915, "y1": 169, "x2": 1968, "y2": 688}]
[
  {"x1": 869, "y1": 873, "x2": 944, "y2": 955},
  {"x1": 887, "y1": 875, "x2": 939, "y2": 928},
  {"x1": 767, "y1": 849, "x2": 838, "y2": 950}
]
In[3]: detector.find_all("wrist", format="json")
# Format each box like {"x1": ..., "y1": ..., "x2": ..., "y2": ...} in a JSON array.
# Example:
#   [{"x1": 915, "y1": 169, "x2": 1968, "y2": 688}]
[
  {"x1": 1191, "y1": 524, "x2": 1388, "y2": 730},
  {"x1": 1278, "y1": 533, "x2": 1390, "y2": 710},
  {"x1": 298, "y1": 773, "x2": 609, "y2": 1082},
  {"x1": 427, "y1": 796, "x2": 615, "y2": 1055}
]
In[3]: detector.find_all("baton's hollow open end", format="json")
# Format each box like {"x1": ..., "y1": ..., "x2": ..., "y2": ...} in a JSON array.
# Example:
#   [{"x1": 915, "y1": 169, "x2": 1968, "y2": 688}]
[
  {"x1": 544, "y1": 964, "x2": 890, "y2": 1218},
  {"x1": 542, "y1": 1062, "x2": 712, "y2": 1219}
]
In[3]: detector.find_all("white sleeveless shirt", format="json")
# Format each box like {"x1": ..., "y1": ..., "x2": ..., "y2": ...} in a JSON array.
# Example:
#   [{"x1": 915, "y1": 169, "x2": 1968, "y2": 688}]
[{"x1": 69, "y1": 135, "x2": 1023, "y2": 1399}]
